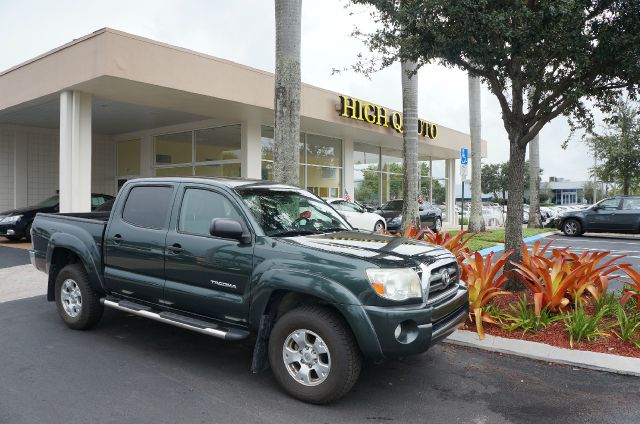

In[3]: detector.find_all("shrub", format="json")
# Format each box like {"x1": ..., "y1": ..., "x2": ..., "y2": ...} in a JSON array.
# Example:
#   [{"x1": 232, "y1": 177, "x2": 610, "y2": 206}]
[
  {"x1": 500, "y1": 295, "x2": 561, "y2": 335},
  {"x1": 563, "y1": 301, "x2": 612, "y2": 348},
  {"x1": 460, "y1": 250, "x2": 512, "y2": 340}
]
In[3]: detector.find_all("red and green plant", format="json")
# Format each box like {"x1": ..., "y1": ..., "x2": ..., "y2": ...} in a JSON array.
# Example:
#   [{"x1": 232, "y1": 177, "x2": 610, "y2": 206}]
[
  {"x1": 619, "y1": 267, "x2": 640, "y2": 311},
  {"x1": 423, "y1": 229, "x2": 475, "y2": 265},
  {"x1": 460, "y1": 250, "x2": 512, "y2": 340}
]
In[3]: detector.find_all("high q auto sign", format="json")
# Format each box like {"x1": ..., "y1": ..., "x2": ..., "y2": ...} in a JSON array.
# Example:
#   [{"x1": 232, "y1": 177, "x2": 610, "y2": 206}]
[{"x1": 338, "y1": 95, "x2": 438, "y2": 140}]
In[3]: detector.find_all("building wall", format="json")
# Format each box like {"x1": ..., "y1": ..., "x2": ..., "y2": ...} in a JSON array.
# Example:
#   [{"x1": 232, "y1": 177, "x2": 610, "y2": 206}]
[{"x1": 0, "y1": 125, "x2": 116, "y2": 209}]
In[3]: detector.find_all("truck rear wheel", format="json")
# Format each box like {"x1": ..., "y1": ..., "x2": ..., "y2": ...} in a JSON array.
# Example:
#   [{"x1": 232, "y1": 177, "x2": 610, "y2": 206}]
[
  {"x1": 268, "y1": 305, "x2": 362, "y2": 404},
  {"x1": 55, "y1": 264, "x2": 103, "y2": 330}
]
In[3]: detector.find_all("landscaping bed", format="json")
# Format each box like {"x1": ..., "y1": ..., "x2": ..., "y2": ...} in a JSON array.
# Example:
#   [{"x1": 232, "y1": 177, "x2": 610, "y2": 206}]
[
  {"x1": 461, "y1": 292, "x2": 640, "y2": 359},
  {"x1": 448, "y1": 228, "x2": 552, "y2": 251},
  {"x1": 405, "y1": 227, "x2": 640, "y2": 360}
]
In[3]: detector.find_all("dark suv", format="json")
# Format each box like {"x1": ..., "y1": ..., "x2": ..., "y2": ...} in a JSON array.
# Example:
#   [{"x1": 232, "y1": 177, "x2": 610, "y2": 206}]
[
  {"x1": 557, "y1": 196, "x2": 640, "y2": 236},
  {"x1": 375, "y1": 199, "x2": 443, "y2": 233}
]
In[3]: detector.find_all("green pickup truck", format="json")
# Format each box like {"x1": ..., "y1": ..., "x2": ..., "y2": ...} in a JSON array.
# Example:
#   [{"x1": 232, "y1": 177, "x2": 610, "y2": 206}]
[{"x1": 30, "y1": 177, "x2": 468, "y2": 404}]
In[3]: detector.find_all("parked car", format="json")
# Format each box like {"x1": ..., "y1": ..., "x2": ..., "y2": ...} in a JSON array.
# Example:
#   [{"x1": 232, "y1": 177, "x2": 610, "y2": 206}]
[
  {"x1": 29, "y1": 177, "x2": 468, "y2": 404},
  {"x1": 0, "y1": 193, "x2": 114, "y2": 242},
  {"x1": 557, "y1": 196, "x2": 640, "y2": 236},
  {"x1": 374, "y1": 199, "x2": 443, "y2": 233},
  {"x1": 324, "y1": 198, "x2": 386, "y2": 232}
]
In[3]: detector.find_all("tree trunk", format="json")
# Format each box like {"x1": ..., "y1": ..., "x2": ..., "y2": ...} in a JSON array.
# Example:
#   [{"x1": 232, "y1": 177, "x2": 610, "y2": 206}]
[
  {"x1": 468, "y1": 75, "x2": 485, "y2": 232},
  {"x1": 527, "y1": 133, "x2": 542, "y2": 228},
  {"x1": 401, "y1": 60, "x2": 420, "y2": 230},
  {"x1": 273, "y1": 0, "x2": 301, "y2": 186},
  {"x1": 504, "y1": 138, "x2": 527, "y2": 289}
]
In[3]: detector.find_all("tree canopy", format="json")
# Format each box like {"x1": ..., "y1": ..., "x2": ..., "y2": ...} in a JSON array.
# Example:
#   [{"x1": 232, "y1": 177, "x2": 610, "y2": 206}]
[
  {"x1": 349, "y1": 0, "x2": 640, "y2": 276},
  {"x1": 585, "y1": 101, "x2": 640, "y2": 195}
]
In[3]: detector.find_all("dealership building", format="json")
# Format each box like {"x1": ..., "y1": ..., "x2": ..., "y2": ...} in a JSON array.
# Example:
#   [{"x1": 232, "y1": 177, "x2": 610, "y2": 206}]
[{"x1": 0, "y1": 28, "x2": 485, "y2": 223}]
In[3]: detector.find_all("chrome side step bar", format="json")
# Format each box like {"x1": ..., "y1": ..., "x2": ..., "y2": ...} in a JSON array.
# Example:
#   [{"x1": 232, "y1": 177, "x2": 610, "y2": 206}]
[{"x1": 101, "y1": 298, "x2": 249, "y2": 341}]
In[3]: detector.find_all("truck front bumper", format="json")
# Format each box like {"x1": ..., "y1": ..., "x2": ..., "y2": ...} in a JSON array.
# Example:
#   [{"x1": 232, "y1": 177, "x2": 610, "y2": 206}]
[{"x1": 363, "y1": 283, "x2": 468, "y2": 358}]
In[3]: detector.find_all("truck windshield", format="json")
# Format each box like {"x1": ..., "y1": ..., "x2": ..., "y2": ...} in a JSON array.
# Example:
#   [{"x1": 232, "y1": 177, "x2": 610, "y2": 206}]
[{"x1": 236, "y1": 187, "x2": 351, "y2": 236}]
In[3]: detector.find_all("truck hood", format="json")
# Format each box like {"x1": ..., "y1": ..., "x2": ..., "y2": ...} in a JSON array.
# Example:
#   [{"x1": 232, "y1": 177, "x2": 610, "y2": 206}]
[{"x1": 280, "y1": 230, "x2": 454, "y2": 269}]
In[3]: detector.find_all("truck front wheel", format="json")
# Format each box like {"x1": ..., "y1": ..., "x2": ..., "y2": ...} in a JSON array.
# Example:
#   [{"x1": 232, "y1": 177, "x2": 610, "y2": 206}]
[
  {"x1": 55, "y1": 264, "x2": 103, "y2": 330},
  {"x1": 268, "y1": 305, "x2": 362, "y2": 404}
]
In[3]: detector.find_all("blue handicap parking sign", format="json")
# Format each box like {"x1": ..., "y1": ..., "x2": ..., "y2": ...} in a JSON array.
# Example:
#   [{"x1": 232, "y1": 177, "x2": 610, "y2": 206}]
[{"x1": 460, "y1": 147, "x2": 469, "y2": 165}]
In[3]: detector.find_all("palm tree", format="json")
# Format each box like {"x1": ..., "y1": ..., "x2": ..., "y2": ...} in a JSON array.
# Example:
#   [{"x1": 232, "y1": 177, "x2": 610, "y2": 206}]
[
  {"x1": 400, "y1": 60, "x2": 420, "y2": 230},
  {"x1": 468, "y1": 74, "x2": 485, "y2": 231},
  {"x1": 273, "y1": 0, "x2": 302, "y2": 186},
  {"x1": 527, "y1": 133, "x2": 542, "y2": 227}
]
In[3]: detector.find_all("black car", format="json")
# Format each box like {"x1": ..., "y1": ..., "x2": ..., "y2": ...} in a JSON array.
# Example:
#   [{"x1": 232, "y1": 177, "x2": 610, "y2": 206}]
[
  {"x1": 0, "y1": 193, "x2": 114, "y2": 242},
  {"x1": 557, "y1": 196, "x2": 640, "y2": 236},
  {"x1": 375, "y1": 199, "x2": 443, "y2": 233}
]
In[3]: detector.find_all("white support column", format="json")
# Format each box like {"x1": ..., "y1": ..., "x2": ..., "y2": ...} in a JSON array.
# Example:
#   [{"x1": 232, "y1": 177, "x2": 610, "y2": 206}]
[
  {"x1": 343, "y1": 137, "x2": 354, "y2": 198},
  {"x1": 445, "y1": 158, "x2": 457, "y2": 224},
  {"x1": 241, "y1": 118, "x2": 262, "y2": 179},
  {"x1": 13, "y1": 133, "x2": 28, "y2": 208},
  {"x1": 59, "y1": 91, "x2": 92, "y2": 212}
]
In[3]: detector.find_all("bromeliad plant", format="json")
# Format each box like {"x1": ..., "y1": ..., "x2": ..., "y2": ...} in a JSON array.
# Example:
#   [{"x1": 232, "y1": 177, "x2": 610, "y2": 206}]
[
  {"x1": 423, "y1": 229, "x2": 475, "y2": 265},
  {"x1": 460, "y1": 250, "x2": 512, "y2": 340},
  {"x1": 619, "y1": 266, "x2": 640, "y2": 312},
  {"x1": 511, "y1": 249, "x2": 623, "y2": 315}
]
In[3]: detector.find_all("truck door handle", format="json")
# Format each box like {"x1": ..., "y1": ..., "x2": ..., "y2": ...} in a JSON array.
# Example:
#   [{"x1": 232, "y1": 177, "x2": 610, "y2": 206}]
[
  {"x1": 167, "y1": 243, "x2": 184, "y2": 253},
  {"x1": 113, "y1": 234, "x2": 122, "y2": 244}
]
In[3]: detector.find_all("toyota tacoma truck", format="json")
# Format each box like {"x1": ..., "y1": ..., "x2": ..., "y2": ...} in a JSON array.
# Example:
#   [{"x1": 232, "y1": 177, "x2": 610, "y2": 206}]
[{"x1": 30, "y1": 177, "x2": 468, "y2": 404}]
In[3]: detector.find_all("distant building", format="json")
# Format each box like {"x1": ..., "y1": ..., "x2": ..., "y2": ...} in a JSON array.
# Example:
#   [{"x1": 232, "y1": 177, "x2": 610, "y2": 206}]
[{"x1": 542, "y1": 177, "x2": 589, "y2": 205}]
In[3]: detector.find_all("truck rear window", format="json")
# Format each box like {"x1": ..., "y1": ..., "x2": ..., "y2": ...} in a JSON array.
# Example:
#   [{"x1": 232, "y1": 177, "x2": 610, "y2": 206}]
[{"x1": 122, "y1": 186, "x2": 174, "y2": 229}]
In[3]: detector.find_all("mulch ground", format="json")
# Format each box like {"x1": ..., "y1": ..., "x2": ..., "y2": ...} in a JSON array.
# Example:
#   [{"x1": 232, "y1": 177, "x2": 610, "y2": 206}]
[{"x1": 462, "y1": 292, "x2": 640, "y2": 359}]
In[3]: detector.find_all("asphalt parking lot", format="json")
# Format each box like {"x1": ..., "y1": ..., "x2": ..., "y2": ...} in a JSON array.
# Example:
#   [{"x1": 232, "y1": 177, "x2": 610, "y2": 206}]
[
  {"x1": 0, "y1": 245, "x2": 30, "y2": 268},
  {"x1": 537, "y1": 233, "x2": 640, "y2": 292},
  {"x1": 0, "y1": 295, "x2": 638, "y2": 424}
]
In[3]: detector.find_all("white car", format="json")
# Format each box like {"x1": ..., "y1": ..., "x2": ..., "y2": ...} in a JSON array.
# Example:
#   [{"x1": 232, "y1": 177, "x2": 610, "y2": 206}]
[{"x1": 324, "y1": 198, "x2": 386, "y2": 232}]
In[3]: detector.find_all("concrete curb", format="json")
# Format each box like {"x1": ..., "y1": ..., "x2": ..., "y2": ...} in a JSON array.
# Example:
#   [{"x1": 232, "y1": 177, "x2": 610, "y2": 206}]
[
  {"x1": 476, "y1": 231, "x2": 558, "y2": 256},
  {"x1": 444, "y1": 330, "x2": 640, "y2": 377}
]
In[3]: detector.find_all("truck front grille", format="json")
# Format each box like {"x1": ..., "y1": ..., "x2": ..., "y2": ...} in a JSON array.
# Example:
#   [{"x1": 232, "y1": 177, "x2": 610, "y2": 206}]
[{"x1": 418, "y1": 259, "x2": 459, "y2": 305}]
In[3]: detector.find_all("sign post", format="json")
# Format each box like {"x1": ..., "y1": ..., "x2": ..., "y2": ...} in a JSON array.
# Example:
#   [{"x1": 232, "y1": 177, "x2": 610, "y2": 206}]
[{"x1": 460, "y1": 148, "x2": 469, "y2": 230}]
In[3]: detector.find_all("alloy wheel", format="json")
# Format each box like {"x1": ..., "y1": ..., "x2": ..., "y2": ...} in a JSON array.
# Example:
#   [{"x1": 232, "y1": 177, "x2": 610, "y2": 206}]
[
  {"x1": 60, "y1": 279, "x2": 82, "y2": 318},
  {"x1": 282, "y1": 329, "x2": 331, "y2": 387}
]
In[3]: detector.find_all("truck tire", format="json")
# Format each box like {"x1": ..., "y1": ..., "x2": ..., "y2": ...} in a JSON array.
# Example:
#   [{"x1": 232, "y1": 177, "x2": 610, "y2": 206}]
[
  {"x1": 268, "y1": 305, "x2": 362, "y2": 404},
  {"x1": 55, "y1": 263, "x2": 103, "y2": 330}
]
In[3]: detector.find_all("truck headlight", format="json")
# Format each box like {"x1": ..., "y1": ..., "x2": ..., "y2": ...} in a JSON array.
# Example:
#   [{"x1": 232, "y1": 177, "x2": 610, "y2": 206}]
[
  {"x1": 1, "y1": 215, "x2": 22, "y2": 224},
  {"x1": 366, "y1": 268, "x2": 422, "y2": 301}
]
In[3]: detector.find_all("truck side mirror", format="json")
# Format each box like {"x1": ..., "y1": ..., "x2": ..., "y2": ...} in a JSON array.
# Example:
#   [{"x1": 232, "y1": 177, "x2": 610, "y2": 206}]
[{"x1": 210, "y1": 218, "x2": 250, "y2": 243}]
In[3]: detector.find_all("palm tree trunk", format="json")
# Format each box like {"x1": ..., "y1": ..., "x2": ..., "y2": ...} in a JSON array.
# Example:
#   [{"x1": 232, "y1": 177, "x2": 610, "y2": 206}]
[
  {"x1": 273, "y1": 0, "x2": 301, "y2": 186},
  {"x1": 527, "y1": 133, "x2": 542, "y2": 227},
  {"x1": 401, "y1": 60, "x2": 420, "y2": 230},
  {"x1": 468, "y1": 75, "x2": 485, "y2": 231}
]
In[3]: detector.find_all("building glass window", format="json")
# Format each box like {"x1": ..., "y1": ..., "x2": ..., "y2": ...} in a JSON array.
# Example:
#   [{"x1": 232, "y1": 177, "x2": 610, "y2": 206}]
[
  {"x1": 260, "y1": 126, "x2": 341, "y2": 197},
  {"x1": 381, "y1": 148, "x2": 403, "y2": 204},
  {"x1": 153, "y1": 124, "x2": 242, "y2": 177},
  {"x1": 117, "y1": 139, "x2": 141, "y2": 177},
  {"x1": 354, "y1": 142, "x2": 381, "y2": 208},
  {"x1": 155, "y1": 131, "x2": 192, "y2": 165}
]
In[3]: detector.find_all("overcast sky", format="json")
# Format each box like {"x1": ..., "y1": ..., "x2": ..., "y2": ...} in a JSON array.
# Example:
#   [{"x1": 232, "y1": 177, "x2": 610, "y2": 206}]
[{"x1": 0, "y1": 0, "x2": 599, "y2": 181}]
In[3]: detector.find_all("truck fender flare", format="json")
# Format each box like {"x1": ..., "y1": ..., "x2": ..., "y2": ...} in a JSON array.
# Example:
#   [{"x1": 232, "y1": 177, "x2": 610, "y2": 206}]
[
  {"x1": 45, "y1": 233, "x2": 105, "y2": 301},
  {"x1": 249, "y1": 269, "x2": 384, "y2": 360}
]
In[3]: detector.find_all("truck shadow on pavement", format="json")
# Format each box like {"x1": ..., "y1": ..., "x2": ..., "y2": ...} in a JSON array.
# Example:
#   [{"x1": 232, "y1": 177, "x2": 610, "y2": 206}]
[{"x1": 1, "y1": 296, "x2": 638, "y2": 424}]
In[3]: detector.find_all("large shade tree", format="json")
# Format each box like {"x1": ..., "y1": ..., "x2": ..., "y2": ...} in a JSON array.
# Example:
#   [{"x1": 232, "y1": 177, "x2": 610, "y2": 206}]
[
  {"x1": 349, "y1": 0, "x2": 640, "y2": 279},
  {"x1": 401, "y1": 60, "x2": 420, "y2": 229},
  {"x1": 585, "y1": 100, "x2": 640, "y2": 195},
  {"x1": 273, "y1": 0, "x2": 302, "y2": 186}
]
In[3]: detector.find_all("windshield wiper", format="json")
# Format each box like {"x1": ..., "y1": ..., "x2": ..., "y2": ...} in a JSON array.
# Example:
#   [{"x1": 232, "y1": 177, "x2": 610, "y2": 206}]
[
  {"x1": 271, "y1": 230, "x2": 319, "y2": 237},
  {"x1": 321, "y1": 228, "x2": 348, "y2": 233}
]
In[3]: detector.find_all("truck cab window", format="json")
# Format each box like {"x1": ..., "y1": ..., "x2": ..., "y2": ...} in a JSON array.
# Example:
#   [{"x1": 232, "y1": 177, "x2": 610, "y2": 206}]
[
  {"x1": 122, "y1": 186, "x2": 174, "y2": 229},
  {"x1": 179, "y1": 188, "x2": 243, "y2": 236}
]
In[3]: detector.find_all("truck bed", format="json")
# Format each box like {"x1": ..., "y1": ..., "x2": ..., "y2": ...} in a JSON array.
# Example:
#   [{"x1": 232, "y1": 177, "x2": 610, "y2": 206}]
[{"x1": 31, "y1": 212, "x2": 111, "y2": 271}]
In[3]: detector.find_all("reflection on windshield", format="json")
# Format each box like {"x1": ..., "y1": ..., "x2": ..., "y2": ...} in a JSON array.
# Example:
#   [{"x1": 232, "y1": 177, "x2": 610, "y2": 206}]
[
  {"x1": 236, "y1": 188, "x2": 351, "y2": 236},
  {"x1": 37, "y1": 195, "x2": 59, "y2": 208}
]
